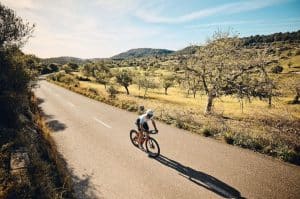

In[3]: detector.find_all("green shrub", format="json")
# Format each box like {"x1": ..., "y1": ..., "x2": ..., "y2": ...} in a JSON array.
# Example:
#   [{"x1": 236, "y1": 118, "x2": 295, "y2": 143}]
[
  {"x1": 201, "y1": 127, "x2": 212, "y2": 137},
  {"x1": 271, "y1": 65, "x2": 283, "y2": 73},
  {"x1": 233, "y1": 134, "x2": 264, "y2": 151},
  {"x1": 106, "y1": 85, "x2": 118, "y2": 98},
  {"x1": 275, "y1": 145, "x2": 300, "y2": 163},
  {"x1": 223, "y1": 131, "x2": 234, "y2": 144}
]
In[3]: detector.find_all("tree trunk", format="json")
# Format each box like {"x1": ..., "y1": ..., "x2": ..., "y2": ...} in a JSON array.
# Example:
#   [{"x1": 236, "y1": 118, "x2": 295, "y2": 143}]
[
  {"x1": 104, "y1": 84, "x2": 106, "y2": 89},
  {"x1": 205, "y1": 93, "x2": 214, "y2": 114},
  {"x1": 268, "y1": 96, "x2": 272, "y2": 108},
  {"x1": 292, "y1": 87, "x2": 300, "y2": 104},
  {"x1": 193, "y1": 90, "x2": 196, "y2": 98},
  {"x1": 143, "y1": 87, "x2": 148, "y2": 99},
  {"x1": 125, "y1": 86, "x2": 129, "y2": 95},
  {"x1": 165, "y1": 87, "x2": 168, "y2": 95}
]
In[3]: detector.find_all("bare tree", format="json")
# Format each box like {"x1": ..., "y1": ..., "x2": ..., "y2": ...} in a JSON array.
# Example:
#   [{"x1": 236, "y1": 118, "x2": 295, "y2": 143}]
[{"x1": 186, "y1": 31, "x2": 274, "y2": 114}]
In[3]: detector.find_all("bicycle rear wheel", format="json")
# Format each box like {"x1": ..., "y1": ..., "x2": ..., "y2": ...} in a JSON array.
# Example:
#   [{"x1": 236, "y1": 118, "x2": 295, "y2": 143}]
[
  {"x1": 145, "y1": 138, "x2": 160, "y2": 158},
  {"x1": 130, "y1": 130, "x2": 139, "y2": 147}
]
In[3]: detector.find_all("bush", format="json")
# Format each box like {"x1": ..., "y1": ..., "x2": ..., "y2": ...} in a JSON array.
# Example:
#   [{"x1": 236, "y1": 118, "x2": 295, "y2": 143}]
[
  {"x1": 201, "y1": 126, "x2": 213, "y2": 137},
  {"x1": 275, "y1": 145, "x2": 300, "y2": 163},
  {"x1": 223, "y1": 131, "x2": 234, "y2": 144},
  {"x1": 271, "y1": 65, "x2": 283, "y2": 73},
  {"x1": 88, "y1": 87, "x2": 98, "y2": 95},
  {"x1": 232, "y1": 134, "x2": 264, "y2": 151},
  {"x1": 295, "y1": 49, "x2": 300, "y2": 56},
  {"x1": 106, "y1": 85, "x2": 118, "y2": 98},
  {"x1": 49, "y1": 72, "x2": 79, "y2": 86}
]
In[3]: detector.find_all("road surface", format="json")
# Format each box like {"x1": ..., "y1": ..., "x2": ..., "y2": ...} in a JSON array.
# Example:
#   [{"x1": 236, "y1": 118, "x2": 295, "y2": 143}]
[{"x1": 34, "y1": 80, "x2": 300, "y2": 199}]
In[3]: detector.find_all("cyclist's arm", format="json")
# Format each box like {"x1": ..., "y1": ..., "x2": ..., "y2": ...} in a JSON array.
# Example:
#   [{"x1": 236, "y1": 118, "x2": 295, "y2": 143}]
[{"x1": 151, "y1": 119, "x2": 158, "y2": 132}]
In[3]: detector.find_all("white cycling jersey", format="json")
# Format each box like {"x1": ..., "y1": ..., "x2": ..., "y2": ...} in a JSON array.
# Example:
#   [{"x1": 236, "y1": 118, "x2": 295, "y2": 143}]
[{"x1": 138, "y1": 113, "x2": 151, "y2": 124}]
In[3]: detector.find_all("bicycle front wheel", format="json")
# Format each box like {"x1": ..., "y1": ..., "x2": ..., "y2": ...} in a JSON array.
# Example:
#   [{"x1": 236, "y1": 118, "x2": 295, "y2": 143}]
[
  {"x1": 130, "y1": 129, "x2": 139, "y2": 147},
  {"x1": 145, "y1": 138, "x2": 160, "y2": 158}
]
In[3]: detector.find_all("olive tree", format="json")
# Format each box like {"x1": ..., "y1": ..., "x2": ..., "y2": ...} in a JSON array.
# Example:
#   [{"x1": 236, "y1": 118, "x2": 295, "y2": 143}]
[
  {"x1": 161, "y1": 74, "x2": 175, "y2": 95},
  {"x1": 140, "y1": 72, "x2": 159, "y2": 98},
  {"x1": 186, "y1": 31, "x2": 274, "y2": 114},
  {"x1": 116, "y1": 69, "x2": 132, "y2": 95}
]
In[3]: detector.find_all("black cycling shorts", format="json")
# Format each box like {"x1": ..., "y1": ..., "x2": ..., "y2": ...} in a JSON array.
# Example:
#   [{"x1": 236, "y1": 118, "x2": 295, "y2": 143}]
[{"x1": 136, "y1": 118, "x2": 149, "y2": 131}]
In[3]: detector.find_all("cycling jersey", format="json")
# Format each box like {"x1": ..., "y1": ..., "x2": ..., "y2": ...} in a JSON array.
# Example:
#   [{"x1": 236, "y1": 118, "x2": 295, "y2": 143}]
[
  {"x1": 138, "y1": 114, "x2": 151, "y2": 124},
  {"x1": 136, "y1": 114, "x2": 151, "y2": 131}
]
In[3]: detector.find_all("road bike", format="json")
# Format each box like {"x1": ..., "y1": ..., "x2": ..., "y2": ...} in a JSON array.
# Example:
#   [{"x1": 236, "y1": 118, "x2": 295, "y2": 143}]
[{"x1": 130, "y1": 129, "x2": 160, "y2": 158}]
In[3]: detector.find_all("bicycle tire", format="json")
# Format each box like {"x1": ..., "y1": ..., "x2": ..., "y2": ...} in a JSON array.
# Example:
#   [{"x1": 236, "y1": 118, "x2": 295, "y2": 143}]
[
  {"x1": 145, "y1": 137, "x2": 160, "y2": 158},
  {"x1": 130, "y1": 129, "x2": 139, "y2": 147}
]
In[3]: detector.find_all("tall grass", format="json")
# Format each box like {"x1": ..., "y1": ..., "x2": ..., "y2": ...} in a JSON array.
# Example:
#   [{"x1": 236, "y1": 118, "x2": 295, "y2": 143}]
[{"x1": 48, "y1": 75, "x2": 300, "y2": 165}]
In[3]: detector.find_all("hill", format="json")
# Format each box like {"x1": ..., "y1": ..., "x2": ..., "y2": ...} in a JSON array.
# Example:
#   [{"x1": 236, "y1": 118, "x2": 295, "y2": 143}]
[
  {"x1": 41, "y1": 56, "x2": 87, "y2": 65},
  {"x1": 173, "y1": 45, "x2": 200, "y2": 56},
  {"x1": 111, "y1": 48, "x2": 174, "y2": 60}
]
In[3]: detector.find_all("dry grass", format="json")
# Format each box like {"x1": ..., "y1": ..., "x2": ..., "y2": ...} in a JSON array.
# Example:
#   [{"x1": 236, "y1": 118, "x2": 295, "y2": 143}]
[
  {"x1": 56, "y1": 78, "x2": 300, "y2": 164},
  {"x1": 48, "y1": 50, "x2": 300, "y2": 165}
]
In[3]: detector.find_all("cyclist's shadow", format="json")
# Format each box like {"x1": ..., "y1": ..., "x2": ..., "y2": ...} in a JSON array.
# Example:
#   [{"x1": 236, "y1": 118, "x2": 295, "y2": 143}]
[{"x1": 154, "y1": 155, "x2": 244, "y2": 199}]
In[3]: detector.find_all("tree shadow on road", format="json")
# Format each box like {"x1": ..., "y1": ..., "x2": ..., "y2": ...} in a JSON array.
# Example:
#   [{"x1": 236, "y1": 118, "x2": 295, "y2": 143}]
[
  {"x1": 154, "y1": 155, "x2": 244, "y2": 199},
  {"x1": 46, "y1": 120, "x2": 67, "y2": 132},
  {"x1": 72, "y1": 172, "x2": 102, "y2": 199},
  {"x1": 48, "y1": 145, "x2": 101, "y2": 199},
  {"x1": 34, "y1": 97, "x2": 100, "y2": 198},
  {"x1": 36, "y1": 97, "x2": 67, "y2": 132}
]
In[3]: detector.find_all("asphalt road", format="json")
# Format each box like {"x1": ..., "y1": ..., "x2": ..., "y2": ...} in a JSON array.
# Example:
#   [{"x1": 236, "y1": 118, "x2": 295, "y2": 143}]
[{"x1": 34, "y1": 80, "x2": 300, "y2": 199}]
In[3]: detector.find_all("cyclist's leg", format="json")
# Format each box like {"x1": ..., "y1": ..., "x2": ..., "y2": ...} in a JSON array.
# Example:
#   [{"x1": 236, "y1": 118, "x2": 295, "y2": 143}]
[
  {"x1": 136, "y1": 119, "x2": 144, "y2": 148},
  {"x1": 141, "y1": 122, "x2": 150, "y2": 144}
]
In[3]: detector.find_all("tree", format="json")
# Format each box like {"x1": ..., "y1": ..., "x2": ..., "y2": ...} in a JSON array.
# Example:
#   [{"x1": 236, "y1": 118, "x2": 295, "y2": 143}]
[
  {"x1": 0, "y1": 3, "x2": 35, "y2": 47},
  {"x1": 161, "y1": 74, "x2": 175, "y2": 95},
  {"x1": 62, "y1": 64, "x2": 72, "y2": 74},
  {"x1": 81, "y1": 62, "x2": 95, "y2": 77},
  {"x1": 95, "y1": 71, "x2": 111, "y2": 89},
  {"x1": 0, "y1": 3, "x2": 35, "y2": 127},
  {"x1": 67, "y1": 62, "x2": 79, "y2": 70},
  {"x1": 186, "y1": 31, "x2": 274, "y2": 114},
  {"x1": 116, "y1": 70, "x2": 133, "y2": 95},
  {"x1": 140, "y1": 72, "x2": 159, "y2": 98}
]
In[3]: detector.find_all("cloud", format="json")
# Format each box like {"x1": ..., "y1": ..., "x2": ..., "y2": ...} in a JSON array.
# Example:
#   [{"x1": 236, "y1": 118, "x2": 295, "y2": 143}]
[
  {"x1": 94, "y1": 0, "x2": 142, "y2": 12},
  {"x1": 186, "y1": 17, "x2": 300, "y2": 29},
  {"x1": 135, "y1": 0, "x2": 286, "y2": 24},
  {"x1": 186, "y1": 20, "x2": 263, "y2": 29},
  {"x1": 1, "y1": 0, "x2": 38, "y2": 10}
]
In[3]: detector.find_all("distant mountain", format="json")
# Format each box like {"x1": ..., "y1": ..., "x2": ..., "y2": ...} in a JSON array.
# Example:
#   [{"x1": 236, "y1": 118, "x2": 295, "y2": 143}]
[
  {"x1": 173, "y1": 45, "x2": 200, "y2": 56},
  {"x1": 111, "y1": 48, "x2": 175, "y2": 60},
  {"x1": 41, "y1": 56, "x2": 87, "y2": 65},
  {"x1": 242, "y1": 30, "x2": 300, "y2": 46}
]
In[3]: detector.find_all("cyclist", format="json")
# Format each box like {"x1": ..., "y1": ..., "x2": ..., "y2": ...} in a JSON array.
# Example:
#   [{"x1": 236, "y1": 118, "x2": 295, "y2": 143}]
[{"x1": 135, "y1": 109, "x2": 158, "y2": 149}]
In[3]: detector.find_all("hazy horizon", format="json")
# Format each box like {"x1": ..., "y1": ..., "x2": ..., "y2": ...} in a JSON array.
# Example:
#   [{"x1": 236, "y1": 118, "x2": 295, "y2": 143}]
[{"x1": 2, "y1": 0, "x2": 300, "y2": 59}]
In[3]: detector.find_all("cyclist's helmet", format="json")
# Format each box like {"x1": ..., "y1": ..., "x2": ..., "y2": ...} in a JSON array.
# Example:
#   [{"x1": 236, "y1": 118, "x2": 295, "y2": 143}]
[{"x1": 146, "y1": 109, "x2": 154, "y2": 118}]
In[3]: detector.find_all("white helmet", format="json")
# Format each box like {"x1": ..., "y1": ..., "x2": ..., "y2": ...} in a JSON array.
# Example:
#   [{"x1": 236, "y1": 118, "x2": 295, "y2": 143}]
[{"x1": 146, "y1": 109, "x2": 154, "y2": 118}]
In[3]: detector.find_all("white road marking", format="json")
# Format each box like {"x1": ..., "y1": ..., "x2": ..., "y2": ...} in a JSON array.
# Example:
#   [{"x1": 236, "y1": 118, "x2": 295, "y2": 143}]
[
  {"x1": 67, "y1": 102, "x2": 75, "y2": 107},
  {"x1": 93, "y1": 117, "x2": 112, "y2": 129}
]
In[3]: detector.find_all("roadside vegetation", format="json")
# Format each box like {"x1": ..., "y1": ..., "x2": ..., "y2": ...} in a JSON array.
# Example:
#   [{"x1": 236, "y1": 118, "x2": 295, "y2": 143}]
[
  {"x1": 47, "y1": 30, "x2": 300, "y2": 165},
  {"x1": 0, "y1": 3, "x2": 72, "y2": 198}
]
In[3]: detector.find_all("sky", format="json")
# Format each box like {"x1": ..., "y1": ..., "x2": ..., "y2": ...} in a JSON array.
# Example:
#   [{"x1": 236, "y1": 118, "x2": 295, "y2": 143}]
[{"x1": 2, "y1": 0, "x2": 300, "y2": 58}]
